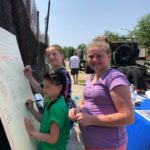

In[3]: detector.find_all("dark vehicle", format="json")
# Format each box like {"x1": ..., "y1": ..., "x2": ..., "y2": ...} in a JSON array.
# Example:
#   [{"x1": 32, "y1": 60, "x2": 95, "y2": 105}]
[{"x1": 84, "y1": 38, "x2": 150, "y2": 91}]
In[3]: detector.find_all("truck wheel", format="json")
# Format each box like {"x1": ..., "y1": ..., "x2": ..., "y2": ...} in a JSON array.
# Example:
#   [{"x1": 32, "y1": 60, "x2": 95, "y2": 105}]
[
  {"x1": 126, "y1": 68, "x2": 145, "y2": 90},
  {"x1": 115, "y1": 45, "x2": 130, "y2": 65}
]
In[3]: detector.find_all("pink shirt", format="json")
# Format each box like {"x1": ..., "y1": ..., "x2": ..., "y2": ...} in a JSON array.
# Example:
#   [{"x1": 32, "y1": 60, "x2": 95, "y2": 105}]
[{"x1": 80, "y1": 69, "x2": 130, "y2": 149}]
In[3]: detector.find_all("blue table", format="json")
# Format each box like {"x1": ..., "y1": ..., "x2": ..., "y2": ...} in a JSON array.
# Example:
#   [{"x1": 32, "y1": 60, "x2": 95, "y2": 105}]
[
  {"x1": 126, "y1": 99, "x2": 150, "y2": 150},
  {"x1": 134, "y1": 99, "x2": 150, "y2": 110}
]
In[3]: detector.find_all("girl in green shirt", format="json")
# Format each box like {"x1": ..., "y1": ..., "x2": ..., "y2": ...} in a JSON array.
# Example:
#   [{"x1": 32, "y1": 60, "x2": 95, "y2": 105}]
[{"x1": 24, "y1": 70, "x2": 70, "y2": 150}]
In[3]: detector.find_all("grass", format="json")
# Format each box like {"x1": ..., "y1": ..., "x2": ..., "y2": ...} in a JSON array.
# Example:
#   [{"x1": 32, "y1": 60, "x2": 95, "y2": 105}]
[{"x1": 78, "y1": 80, "x2": 86, "y2": 85}]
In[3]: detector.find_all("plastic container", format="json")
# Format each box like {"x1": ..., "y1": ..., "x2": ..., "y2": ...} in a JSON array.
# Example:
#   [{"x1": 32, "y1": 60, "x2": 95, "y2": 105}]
[
  {"x1": 34, "y1": 93, "x2": 43, "y2": 113},
  {"x1": 145, "y1": 90, "x2": 150, "y2": 99}
]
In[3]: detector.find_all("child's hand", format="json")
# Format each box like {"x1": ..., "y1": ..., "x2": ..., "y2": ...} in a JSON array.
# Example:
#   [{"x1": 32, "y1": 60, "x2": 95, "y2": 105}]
[
  {"x1": 23, "y1": 65, "x2": 32, "y2": 79},
  {"x1": 76, "y1": 112, "x2": 93, "y2": 126},
  {"x1": 68, "y1": 108, "x2": 76, "y2": 121},
  {"x1": 25, "y1": 99, "x2": 34, "y2": 111},
  {"x1": 24, "y1": 118, "x2": 36, "y2": 137}
]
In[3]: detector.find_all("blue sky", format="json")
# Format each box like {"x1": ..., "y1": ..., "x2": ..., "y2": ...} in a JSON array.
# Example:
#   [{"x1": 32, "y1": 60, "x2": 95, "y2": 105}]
[{"x1": 36, "y1": 0, "x2": 150, "y2": 48}]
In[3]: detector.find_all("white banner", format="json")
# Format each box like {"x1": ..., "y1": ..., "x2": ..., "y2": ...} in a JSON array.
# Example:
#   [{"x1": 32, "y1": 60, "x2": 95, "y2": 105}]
[{"x1": 0, "y1": 27, "x2": 38, "y2": 150}]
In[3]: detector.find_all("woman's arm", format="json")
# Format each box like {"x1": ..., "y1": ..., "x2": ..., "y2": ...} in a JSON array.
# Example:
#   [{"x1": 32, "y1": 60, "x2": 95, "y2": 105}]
[
  {"x1": 24, "y1": 119, "x2": 59, "y2": 144},
  {"x1": 76, "y1": 85, "x2": 134, "y2": 126}
]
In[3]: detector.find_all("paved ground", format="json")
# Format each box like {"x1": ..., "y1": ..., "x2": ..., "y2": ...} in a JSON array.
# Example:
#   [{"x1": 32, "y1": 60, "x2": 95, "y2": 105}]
[
  {"x1": 65, "y1": 61, "x2": 88, "y2": 150},
  {"x1": 67, "y1": 81, "x2": 85, "y2": 150},
  {"x1": 67, "y1": 123, "x2": 84, "y2": 150}
]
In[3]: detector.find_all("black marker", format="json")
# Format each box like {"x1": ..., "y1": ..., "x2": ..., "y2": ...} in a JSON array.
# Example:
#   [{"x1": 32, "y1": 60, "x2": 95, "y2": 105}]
[
  {"x1": 33, "y1": 100, "x2": 42, "y2": 103},
  {"x1": 25, "y1": 100, "x2": 42, "y2": 106}
]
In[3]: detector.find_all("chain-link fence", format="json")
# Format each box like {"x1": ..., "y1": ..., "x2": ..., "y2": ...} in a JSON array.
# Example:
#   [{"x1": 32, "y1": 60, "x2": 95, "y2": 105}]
[{"x1": 0, "y1": 0, "x2": 47, "y2": 81}]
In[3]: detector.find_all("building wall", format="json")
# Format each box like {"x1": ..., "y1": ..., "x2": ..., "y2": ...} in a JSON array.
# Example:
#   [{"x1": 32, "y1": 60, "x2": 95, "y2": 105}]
[{"x1": 139, "y1": 48, "x2": 146, "y2": 57}]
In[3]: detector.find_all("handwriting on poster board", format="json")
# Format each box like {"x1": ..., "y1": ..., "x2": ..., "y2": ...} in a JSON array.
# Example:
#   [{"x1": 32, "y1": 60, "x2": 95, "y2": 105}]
[{"x1": 0, "y1": 27, "x2": 39, "y2": 150}]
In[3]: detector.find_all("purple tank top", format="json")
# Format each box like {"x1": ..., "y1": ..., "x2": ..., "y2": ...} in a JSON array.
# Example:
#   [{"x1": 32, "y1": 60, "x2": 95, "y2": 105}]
[{"x1": 80, "y1": 69, "x2": 130, "y2": 149}]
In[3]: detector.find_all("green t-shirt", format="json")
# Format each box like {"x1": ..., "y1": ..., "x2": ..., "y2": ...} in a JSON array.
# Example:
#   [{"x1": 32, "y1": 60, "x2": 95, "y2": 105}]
[
  {"x1": 39, "y1": 96, "x2": 70, "y2": 150},
  {"x1": 43, "y1": 96, "x2": 49, "y2": 109}
]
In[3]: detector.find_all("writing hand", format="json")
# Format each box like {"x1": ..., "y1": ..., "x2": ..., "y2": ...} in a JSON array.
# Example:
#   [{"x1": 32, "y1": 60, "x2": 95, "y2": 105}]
[
  {"x1": 25, "y1": 99, "x2": 34, "y2": 111},
  {"x1": 23, "y1": 65, "x2": 32, "y2": 78}
]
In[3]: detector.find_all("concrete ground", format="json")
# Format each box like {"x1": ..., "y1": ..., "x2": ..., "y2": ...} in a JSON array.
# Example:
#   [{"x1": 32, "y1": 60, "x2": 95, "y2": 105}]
[
  {"x1": 65, "y1": 61, "x2": 88, "y2": 150},
  {"x1": 67, "y1": 123, "x2": 84, "y2": 150},
  {"x1": 67, "y1": 81, "x2": 85, "y2": 150}
]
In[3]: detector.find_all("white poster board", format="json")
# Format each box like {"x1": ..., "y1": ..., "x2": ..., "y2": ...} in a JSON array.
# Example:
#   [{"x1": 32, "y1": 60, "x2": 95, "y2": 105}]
[{"x1": 0, "y1": 27, "x2": 39, "y2": 150}]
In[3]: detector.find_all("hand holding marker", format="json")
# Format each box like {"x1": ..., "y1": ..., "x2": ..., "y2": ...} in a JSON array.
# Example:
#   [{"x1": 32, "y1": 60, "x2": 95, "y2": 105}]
[{"x1": 25, "y1": 93, "x2": 43, "y2": 113}]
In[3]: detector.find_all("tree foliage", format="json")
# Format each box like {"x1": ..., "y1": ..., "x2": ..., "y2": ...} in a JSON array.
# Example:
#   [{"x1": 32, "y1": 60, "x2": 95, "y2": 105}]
[
  {"x1": 104, "y1": 30, "x2": 129, "y2": 42},
  {"x1": 77, "y1": 43, "x2": 86, "y2": 59},
  {"x1": 62, "y1": 46, "x2": 75, "y2": 59},
  {"x1": 62, "y1": 44, "x2": 86, "y2": 59},
  {"x1": 128, "y1": 13, "x2": 150, "y2": 53},
  {"x1": 77, "y1": 43, "x2": 86, "y2": 51},
  {"x1": 104, "y1": 31, "x2": 121, "y2": 41}
]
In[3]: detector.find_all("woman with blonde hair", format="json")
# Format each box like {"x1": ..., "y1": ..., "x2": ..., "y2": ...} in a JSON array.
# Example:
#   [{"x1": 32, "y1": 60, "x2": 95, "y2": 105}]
[{"x1": 69, "y1": 36, "x2": 134, "y2": 150}]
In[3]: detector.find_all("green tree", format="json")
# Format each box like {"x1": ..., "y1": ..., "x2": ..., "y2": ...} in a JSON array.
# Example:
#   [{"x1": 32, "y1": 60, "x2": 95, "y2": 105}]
[
  {"x1": 104, "y1": 31, "x2": 120, "y2": 41},
  {"x1": 77, "y1": 43, "x2": 87, "y2": 70},
  {"x1": 77, "y1": 43, "x2": 86, "y2": 50},
  {"x1": 77, "y1": 43, "x2": 86, "y2": 59},
  {"x1": 128, "y1": 13, "x2": 150, "y2": 54},
  {"x1": 62, "y1": 46, "x2": 75, "y2": 59}
]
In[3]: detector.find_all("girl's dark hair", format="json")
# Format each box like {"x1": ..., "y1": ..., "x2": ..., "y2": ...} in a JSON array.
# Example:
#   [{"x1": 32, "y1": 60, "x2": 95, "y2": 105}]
[{"x1": 43, "y1": 70, "x2": 66, "y2": 98}]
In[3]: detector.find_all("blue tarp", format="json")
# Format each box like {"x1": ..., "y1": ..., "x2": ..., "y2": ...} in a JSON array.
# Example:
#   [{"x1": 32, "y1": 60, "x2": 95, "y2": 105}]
[{"x1": 126, "y1": 98, "x2": 150, "y2": 150}]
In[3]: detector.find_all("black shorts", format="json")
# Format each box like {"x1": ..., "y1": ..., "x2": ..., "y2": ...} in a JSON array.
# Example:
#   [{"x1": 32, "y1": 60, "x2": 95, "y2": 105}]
[{"x1": 71, "y1": 68, "x2": 79, "y2": 75}]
